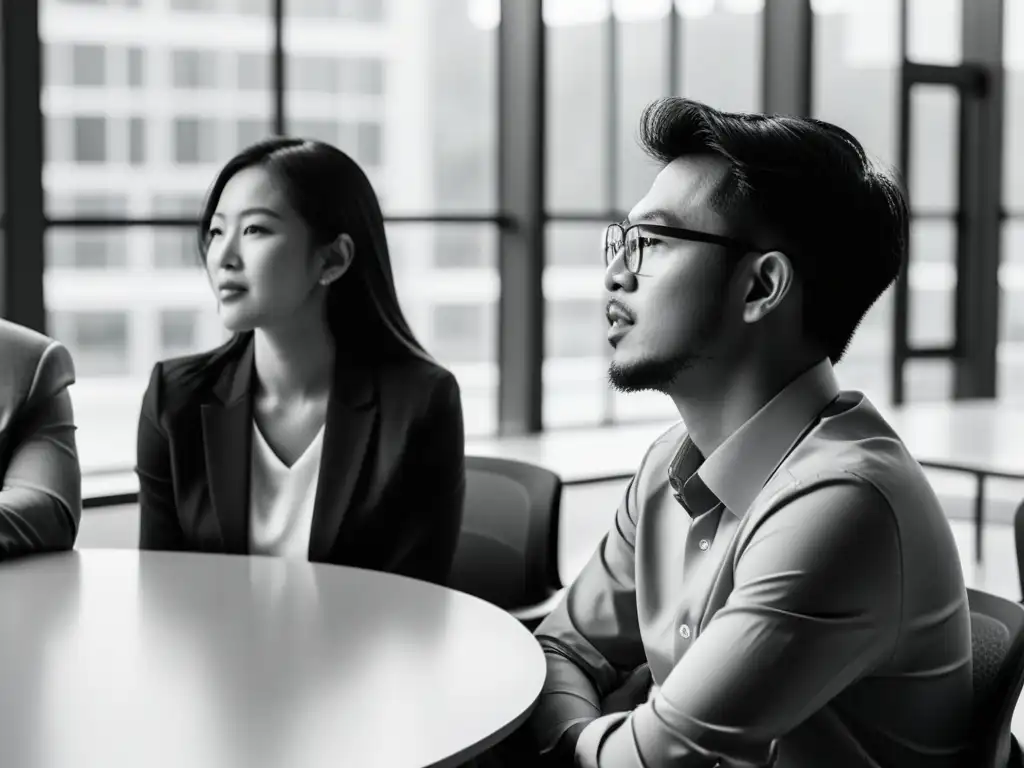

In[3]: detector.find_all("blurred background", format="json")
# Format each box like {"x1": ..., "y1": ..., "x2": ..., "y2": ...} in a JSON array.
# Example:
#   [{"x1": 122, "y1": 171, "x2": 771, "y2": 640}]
[{"x1": 0, "y1": 0, "x2": 1021, "y2": 480}]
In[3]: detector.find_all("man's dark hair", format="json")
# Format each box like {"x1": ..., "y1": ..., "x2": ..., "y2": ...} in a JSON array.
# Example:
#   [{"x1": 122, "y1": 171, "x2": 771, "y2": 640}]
[{"x1": 637, "y1": 97, "x2": 908, "y2": 365}]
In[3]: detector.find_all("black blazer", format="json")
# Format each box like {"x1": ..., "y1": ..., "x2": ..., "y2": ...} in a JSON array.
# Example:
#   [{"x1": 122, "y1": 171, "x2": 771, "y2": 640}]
[{"x1": 135, "y1": 335, "x2": 465, "y2": 586}]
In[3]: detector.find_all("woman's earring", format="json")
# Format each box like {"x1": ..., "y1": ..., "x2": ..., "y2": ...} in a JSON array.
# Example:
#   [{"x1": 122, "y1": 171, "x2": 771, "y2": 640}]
[{"x1": 319, "y1": 276, "x2": 331, "y2": 286}]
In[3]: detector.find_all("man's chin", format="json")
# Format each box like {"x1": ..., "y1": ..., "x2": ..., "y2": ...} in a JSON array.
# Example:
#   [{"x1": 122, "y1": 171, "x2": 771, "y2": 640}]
[{"x1": 607, "y1": 356, "x2": 681, "y2": 394}]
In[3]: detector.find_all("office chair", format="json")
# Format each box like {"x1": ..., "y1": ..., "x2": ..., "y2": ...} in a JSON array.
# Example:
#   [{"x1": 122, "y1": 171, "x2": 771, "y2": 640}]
[
  {"x1": 1014, "y1": 499, "x2": 1024, "y2": 601},
  {"x1": 969, "y1": 588, "x2": 1024, "y2": 767},
  {"x1": 448, "y1": 456, "x2": 564, "y2": 630}
]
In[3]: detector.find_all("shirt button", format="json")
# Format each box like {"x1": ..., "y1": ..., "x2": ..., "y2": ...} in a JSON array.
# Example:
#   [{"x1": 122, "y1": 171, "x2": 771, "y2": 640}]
[
  {"x1": 698, "y1": 539, "x2": 710, "y2": 551},
  {"x1": 679, "y1": 624, "x2": 691, "y2": 639}
]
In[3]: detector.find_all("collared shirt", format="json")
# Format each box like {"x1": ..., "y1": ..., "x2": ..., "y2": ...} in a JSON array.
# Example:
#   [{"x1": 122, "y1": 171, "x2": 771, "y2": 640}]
[{"x1": 529, "y1": 359, "x2": 973, "y2": 768}]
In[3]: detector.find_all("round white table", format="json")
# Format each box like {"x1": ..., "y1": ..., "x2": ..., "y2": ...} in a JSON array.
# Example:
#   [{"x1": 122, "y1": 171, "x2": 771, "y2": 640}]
[{"x1": 0, "y1": 549, "x2": 546, "y2": 768}]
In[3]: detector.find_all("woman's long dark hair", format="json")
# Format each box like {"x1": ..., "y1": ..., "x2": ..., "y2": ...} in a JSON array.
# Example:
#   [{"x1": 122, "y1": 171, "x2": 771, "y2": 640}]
[{"x1": 198, "y1": 137, "x2": 432, "y2": 364}]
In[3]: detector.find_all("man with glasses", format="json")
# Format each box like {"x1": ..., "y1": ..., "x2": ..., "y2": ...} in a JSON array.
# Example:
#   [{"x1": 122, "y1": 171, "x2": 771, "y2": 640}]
[{"x1": 522, "y1": 98, "x2": 973, "y2": 767}]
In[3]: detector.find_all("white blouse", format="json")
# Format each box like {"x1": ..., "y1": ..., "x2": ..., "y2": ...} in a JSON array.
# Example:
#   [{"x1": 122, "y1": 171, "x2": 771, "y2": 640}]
[{"x1": 248, "y1": 420, "x2": 325, "y2": 560}]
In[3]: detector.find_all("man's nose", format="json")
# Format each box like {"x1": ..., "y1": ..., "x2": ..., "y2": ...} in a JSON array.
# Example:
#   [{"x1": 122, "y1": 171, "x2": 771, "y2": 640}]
[{"x1": 604, "y1": 251, "x2": 636, "y2": 292}]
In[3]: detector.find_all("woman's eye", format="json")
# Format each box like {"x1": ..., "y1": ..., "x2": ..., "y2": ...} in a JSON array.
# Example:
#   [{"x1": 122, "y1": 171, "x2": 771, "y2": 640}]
[
  {"x1": 243, "y1": 224, "x2": 268, "y2": 235},
  {"x1": 207, "y1": 227, "x2": 223, "y2": 238},
  {"x1": 639, "y1": 237, "x2": 661, "y2": 249}
]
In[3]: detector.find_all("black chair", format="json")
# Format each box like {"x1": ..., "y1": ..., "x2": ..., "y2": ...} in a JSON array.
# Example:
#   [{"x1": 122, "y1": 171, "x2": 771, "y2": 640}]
[
  {"x1": 448, "y1": 456, "x2": 564, "y2": 630},
  {"x1": 969, "y1": 588, "x2": 1024, "y2": 767},
  {"x1": 1014, "y1": 499, "x2": 1024, "y2": 601}
]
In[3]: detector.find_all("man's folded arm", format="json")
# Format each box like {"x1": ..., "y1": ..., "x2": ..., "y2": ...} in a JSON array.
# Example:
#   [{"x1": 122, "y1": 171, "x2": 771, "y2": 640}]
[
  {"x1": 527, "y1": 469, "x2": 650, "y2": 759},
  {"x1": 574, "y1": 475, "x2": 903, "y2": 768}
]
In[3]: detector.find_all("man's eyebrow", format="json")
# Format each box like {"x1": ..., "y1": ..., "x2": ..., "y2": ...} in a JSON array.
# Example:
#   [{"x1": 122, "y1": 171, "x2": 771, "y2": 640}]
[{"x1": 627, "y1": 208, "x2": 685, "y2": 227}]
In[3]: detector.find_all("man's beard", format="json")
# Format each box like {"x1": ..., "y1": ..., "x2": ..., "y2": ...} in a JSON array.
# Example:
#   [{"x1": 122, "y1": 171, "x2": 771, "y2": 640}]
[
  {"x1": 607, "y1": 308, "x2": 725, "y2": 394},
  {"x1": 608, "y1": 350, "x2": 698, "y2": 393}
]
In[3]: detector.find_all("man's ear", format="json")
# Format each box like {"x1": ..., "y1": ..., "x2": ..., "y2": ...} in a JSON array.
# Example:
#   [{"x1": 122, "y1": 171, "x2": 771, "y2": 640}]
[
  {"x1": 741, "y1": 251, "x2": 794, "y2": 324},
  {"x1": 318, "y1": 233, "x2": 355, "y2": 286}
]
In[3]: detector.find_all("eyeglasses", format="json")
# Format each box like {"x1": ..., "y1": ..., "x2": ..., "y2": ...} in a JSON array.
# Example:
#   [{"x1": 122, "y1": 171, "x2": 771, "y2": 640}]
[{"x1": 603, "y1": 221, "x2": 763, "y2": 274}]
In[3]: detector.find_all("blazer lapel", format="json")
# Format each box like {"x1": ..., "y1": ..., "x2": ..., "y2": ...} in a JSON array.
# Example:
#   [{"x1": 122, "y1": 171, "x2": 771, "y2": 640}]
[
  {"x1": 307, "y1": 356, "x2": 377, "y2": 563},
  {"x1": 201, "y1": 338, "x2": 255, "y2": 555}
]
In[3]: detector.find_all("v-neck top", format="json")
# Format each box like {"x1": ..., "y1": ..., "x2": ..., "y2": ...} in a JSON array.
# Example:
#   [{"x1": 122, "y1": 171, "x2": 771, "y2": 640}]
[{"x1": 248, "y1": 420, "x2": 325, "y2": 560}]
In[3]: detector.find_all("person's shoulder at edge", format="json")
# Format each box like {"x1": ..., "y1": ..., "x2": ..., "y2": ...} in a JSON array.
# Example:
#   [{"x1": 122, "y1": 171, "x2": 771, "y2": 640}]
[
  {"x1": 0, "y1": 318, "x2": 76, "y2": 400},
  {"x1": 143, "y1": 334, "x2": 250, "y2": 420},
  {"x1": 0, "y1": 318, "x2": 68, "y2": 366},
  {"x1": 374, "y1": 353, "x2": 462, "y2": 411}
]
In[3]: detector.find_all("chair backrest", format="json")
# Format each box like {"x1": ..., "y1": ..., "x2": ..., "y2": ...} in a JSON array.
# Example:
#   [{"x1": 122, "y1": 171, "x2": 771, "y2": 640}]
[
  {"x1": 448, "y1": 456, "x2": 562, "y2": 611},
  {"x1": 968, "y1": 587, "x2": 1024, "y2": 768},
  {"x1": 1014, "y1": 499, "x2": 1024, "y2": 600}
]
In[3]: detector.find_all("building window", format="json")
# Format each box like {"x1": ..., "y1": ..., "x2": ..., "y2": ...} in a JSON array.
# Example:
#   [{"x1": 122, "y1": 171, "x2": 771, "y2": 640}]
[
  {"x1": 290, "y1": 56, "x2": 339, "y2": 93},
  {"x1": 432, "y1": 304, "x2": 490, "y2": 364},
  {"x1": 159, "y1": 310, "x2": 200, "y2": 358},
  {"x1": 238, "y1": 0, "x2": 271, "y2": 16},
  {"x1": 129, "y1": 117, "x2": 146, "y2": 165},
  {"x1": 73, "y1": 117, "x2": 107, "y2": 163},
  {"x1": 356, "y1": 122, "x2": 382, "y2": 167},
  {"x1": 340, "y1": 57, "x2": 385, "y2": 95},
  {"x1": 71, "y1": 44, "x2": 106, "y2": 86},
  {"x1": 342, "y1": 0, "x2": 385, "y2": 22},
  {"x1": 434, "y1": 228, "x2": 490, "y2": 268},
  {"x1": 48, "y1": 192, "x2": 128, "y2": 219},
  {"x1": 290, "y1": 0, "x2": 338, "y2": 15},
  {"x1": 236, "y1": 119, "x2": 271, "y2": 152},
  {"x1": 173, "y1": 118, "x2": 218, "y2": 164},
  {"x1": 127, "y1": 47, "x2": 145, "y2": 88},
  {"x1": 286, "y1": 0, "x2": 383, "y2": 21},
  {"x1": 49, "y1": 311, "x2": 130, "y2": 377},
  {"x1": 291, "y1": 120, "x2": 340, "y2": 146},
  {"x1": 154, "y1": 230, "x2": 201, "y2": 269},
  {"x1": 152, "y1": 194, "x2": 204, "y2": 217},
  {"x1": 171, "y1": 49, "x2": 220, "y2": 90},
  {"x1": 48, "y1": 229, "x2": 129, "y2": 269},
  {"x1": 547, "y1": 299, "x2": 606, "y2": 359},
  {"x1": 237, "y1": 52, "x2": 271, "y2": 91}
]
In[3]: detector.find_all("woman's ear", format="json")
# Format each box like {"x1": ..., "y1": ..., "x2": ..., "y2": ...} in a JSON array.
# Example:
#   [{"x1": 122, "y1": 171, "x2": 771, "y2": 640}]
[{"x1": 318, "y1": 233, "x2": 355, "y2": 286}]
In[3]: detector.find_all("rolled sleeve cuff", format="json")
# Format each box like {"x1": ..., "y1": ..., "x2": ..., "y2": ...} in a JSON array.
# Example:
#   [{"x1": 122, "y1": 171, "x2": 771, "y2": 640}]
[{"x1": 575, "y1": 712, "x2": 636, "y2": 768}]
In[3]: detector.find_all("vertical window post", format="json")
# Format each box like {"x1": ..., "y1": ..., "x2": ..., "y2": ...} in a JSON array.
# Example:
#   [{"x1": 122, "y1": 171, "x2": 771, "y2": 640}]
[
  {"x1": 0, "y1": 0, "x2": 46, "y2": 330},
  {"x1": 762, "y1": 0, "x2": 813, "y2": 116},
  {"x1": 498, "y1": 0, "x2": 545, "y2": 434}
]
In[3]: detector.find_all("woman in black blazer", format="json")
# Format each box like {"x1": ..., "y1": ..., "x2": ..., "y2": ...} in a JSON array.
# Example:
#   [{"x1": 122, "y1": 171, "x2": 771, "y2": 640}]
[{"x1": 136, "y1": 138, "x2": 465, "y2": 587}]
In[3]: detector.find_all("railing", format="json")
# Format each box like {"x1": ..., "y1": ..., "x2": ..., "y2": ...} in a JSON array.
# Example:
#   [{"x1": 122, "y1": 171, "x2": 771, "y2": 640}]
[{"x1": 81, "y1": 458, "x2": 1022, "y2": 563}]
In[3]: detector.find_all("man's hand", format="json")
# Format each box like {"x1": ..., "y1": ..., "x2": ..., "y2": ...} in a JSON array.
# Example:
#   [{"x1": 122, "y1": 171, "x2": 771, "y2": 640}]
[{"x1": 601, "y1": 664, "x2": 653, "y2": 714}]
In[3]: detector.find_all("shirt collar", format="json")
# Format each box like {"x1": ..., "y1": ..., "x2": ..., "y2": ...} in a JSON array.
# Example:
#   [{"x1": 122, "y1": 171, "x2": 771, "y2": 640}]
[{"x1": 668, "y1": 358, "x2": 841, "y2": 519}]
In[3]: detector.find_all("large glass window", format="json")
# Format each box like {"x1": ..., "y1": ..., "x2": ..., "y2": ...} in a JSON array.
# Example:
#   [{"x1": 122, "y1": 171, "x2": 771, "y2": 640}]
[
  {"x1": 544, "y1": 0, "x2": 764, "y2": 428},
  {"x1": 811, "y1": 0, "x2": 899, "y2": 403},
  {"x1": 1002, "y1": 0, "x2": 1024, "y2": 402},
  {"x1": 171, "y1": 49, "x2": 221, "y2": 90},
  {"x1": 40, "y1": 0, "x2": 497, "y2": 478},
  {"x1": 386, "y1": 222, "x2": 500, "y2": 436},
  {"x1": 41, "y1": 1, "x2": 274, "y2": 218}
]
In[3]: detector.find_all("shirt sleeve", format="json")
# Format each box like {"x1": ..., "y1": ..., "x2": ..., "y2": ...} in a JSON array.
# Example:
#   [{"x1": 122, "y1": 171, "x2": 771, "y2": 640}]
[
  {"x1": 526, "y1": 466, "x2": 650, "y2": 757},
  {"x1": 0, "y1": 340, "x2": 81, "y2": 557},
  {"x1": 575, "y1": 475, "x2": 903, "y2": 768}
]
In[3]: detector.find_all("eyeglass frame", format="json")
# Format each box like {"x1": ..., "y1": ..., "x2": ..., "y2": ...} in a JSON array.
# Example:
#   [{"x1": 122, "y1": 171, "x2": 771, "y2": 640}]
[{"x1": 603, "y1": 220, "x2": 767, "y2": 274}]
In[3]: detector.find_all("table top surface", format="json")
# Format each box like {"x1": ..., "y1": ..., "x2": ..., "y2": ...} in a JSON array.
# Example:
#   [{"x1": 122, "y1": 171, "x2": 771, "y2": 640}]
[
  {"x1": 0, "y1": 550, "x2": 546, "y2": 768},
  {"x1": 465, "y1": 399, "x2": 1024, "y2": 482},
  {"x1": 874, "y1": 400, "x2": 1024, "y2": 477}
]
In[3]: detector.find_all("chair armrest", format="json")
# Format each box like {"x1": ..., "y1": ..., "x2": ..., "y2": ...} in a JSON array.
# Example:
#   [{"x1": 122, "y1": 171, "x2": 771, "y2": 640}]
[{"x1": 509, "y1": 587, "x2": 566, "y2": 624}]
